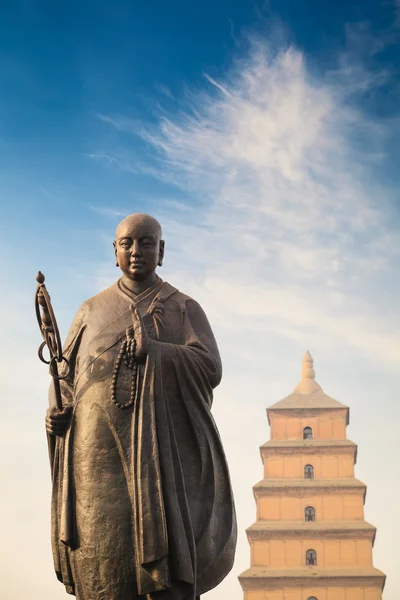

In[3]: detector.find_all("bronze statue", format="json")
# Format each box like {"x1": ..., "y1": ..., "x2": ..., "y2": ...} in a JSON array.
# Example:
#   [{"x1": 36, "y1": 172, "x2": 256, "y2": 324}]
[{"x1": 37, "y1": 213, "x2": 237, "y2": 600}]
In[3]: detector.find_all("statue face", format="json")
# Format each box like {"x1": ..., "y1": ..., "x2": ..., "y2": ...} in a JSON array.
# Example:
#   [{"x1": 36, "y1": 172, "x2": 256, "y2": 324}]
[{"x1": 114, "y1": 218, "x2": 164, "y2": 282}]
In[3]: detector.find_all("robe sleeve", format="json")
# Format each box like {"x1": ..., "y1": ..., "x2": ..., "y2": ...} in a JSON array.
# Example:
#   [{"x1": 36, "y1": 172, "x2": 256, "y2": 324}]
[
  {"x1": 149, "y1": 298, "x2": 222, "y2": 402},
  {"x1": 133, "y1": 297, "x2": 229, "y2": 595}
]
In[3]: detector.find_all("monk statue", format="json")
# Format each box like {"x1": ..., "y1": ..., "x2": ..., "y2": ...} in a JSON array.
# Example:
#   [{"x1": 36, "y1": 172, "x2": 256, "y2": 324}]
[{"x1": 44, "y1": 213, "x2": 237, "y2": 600}]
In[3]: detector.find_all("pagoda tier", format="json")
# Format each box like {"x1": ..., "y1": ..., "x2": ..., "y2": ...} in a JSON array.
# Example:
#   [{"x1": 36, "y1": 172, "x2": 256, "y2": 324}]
[{"x1": 239, "y1": 352, "x2": 386, "y2": 600}]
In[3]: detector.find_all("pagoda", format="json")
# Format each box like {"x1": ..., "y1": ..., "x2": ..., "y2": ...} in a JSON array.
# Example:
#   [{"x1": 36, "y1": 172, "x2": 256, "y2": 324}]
[{"x1": 239, "y1": 351, "x2": 386, "y2": 600}]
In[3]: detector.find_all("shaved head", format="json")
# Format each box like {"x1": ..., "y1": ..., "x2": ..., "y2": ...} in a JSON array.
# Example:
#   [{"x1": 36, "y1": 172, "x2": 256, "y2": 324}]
[
  {"x1": 116, "y1": 213, "x2": 162, "y2": 240},
  {"x1": 114, "y1": 213, "x2": 165, "y2": 284}
]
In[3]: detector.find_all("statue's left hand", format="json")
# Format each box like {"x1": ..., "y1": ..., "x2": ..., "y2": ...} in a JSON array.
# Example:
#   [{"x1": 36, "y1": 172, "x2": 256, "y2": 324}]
[
  {"x1": 45, "y1": 405, "x2": 73, "y2": 437},
  {"x1": 130, "y1": 306, "x2": 148, "y2": 362}
]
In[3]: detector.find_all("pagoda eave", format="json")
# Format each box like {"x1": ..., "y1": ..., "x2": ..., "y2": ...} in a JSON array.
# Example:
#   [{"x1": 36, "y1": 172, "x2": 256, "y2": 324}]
[
  {"x1": 239, "y1": 567, "x2": 386, "y2": 591},
  {"x1": 246, "y1": 520, "x2": 377, "y2": 542},
  {"x1": 253, "y1": 478, "x2": 367, "y2": 501},
  {"x1": 260, "y1": 439, "x2": 358, "y2": 463},
  {"x1": 267, "y1": 406, "x2": 350, "y2": 426}
]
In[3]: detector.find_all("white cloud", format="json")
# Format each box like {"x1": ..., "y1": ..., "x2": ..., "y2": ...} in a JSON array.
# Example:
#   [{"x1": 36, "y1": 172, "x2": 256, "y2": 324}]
[
  {"x1": 84, "y1": 150, "x2": 138, "y2": 172},
  {"x1": 88, "y1": 204, "x2": 127, "y2": 218},
  {"x1": 39, "y1": 187, "x2": 59, "y2": 200},
  {"x1": 95, "y1": 40, "x2": 400, "y2": 367},
  {"x1": 154, "y1": 82, "x2": 173, "y2": 98}
]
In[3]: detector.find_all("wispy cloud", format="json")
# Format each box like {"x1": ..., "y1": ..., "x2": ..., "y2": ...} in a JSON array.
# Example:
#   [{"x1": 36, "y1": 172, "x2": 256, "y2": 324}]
[
  {"x1": 96, "y1": 114, "x2": 143, "y2": 134},
  {"x1": 95, "y1": 38, "x2": 400, "y2": 366},
  {"x1": 154, "y1": 83, "x2": 173, "y2": 98},
  {"x1": 88, "y1": 204, "x2": 127, "y2": 218},
  {"x1": 84, "y1": 151, "x2": 137, "y2": 172},
  {"x1": 203, "y1": 72, "x2": 232, "y2": 96},
  {"x1": 39, "y1": 187, "x2": 62, "y2": 201}
]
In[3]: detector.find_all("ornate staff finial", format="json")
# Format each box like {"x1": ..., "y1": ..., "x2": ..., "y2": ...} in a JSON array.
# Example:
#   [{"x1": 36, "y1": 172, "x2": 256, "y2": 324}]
[
  {"x1": 35, "y1": 271, "x2": 69, "y2": 411},
  {"x1": 36, "y1": 271, "x2": 45, "y2": 284}
]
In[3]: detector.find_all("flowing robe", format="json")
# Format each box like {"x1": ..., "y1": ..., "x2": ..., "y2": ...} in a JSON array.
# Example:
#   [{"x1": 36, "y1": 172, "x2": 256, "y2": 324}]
[{"x1": 48, "y1": 277, "x2": 237, "y2": 600}]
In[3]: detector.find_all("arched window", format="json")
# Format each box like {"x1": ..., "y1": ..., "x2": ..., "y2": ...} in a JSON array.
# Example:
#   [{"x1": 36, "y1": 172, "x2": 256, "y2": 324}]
[
  {"x1": 303, "y1": 426, "x2": 313, "y2": 440},
  {"x1": 305, "y1": 506, "x2": 316, "y2": 522},
  {"x1": 304, "y1": 464, "x2": 314, "y2": 479},
  {"x1": 308, "y1": 597, "x2": 318, "y2": 600},
  {"x1": 306, "y1": 549, "x2": 317, "y2": 566}
]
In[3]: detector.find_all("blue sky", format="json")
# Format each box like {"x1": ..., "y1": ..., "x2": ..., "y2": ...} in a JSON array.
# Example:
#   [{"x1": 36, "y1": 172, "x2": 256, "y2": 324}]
[
  {"x1": 1, "y1": 1, "x2": 400, "y2": 598},
  {"x1": 2, "y1": 0, "x2": 399, "y2": 244}
]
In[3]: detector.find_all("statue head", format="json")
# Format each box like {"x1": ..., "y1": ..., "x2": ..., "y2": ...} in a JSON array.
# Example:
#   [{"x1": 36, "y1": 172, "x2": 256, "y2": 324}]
[{"x1": 113, "y1": 213, "x2": 165, "y2": 282}]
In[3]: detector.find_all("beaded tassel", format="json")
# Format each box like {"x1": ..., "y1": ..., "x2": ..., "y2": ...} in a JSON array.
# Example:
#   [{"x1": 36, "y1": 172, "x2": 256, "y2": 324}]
[{"x1": 111, "y1": 333, "x2": 138, "y2": 409}]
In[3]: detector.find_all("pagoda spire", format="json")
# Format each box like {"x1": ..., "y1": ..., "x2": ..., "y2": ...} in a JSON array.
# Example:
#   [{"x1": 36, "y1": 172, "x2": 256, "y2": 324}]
[{"x1": 293, "y1": 350, "x2": 322, "y2": 394}]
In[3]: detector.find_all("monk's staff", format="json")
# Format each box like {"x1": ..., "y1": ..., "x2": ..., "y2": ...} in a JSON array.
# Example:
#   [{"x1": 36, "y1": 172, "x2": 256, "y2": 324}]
[{"x1": 35, "y1": 271, "x2": 70, "y2": 412}]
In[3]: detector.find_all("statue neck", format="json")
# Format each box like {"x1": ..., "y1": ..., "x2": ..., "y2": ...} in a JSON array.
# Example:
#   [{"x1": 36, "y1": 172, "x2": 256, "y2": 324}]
[{"x1": 120, "y1": 272, "x2": 160, "y2": 297}]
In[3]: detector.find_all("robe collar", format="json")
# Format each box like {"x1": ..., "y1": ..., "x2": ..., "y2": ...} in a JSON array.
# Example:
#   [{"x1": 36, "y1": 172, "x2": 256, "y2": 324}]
[{"x1": 117, "y1": 275, "x2": 164, "y2": 305}]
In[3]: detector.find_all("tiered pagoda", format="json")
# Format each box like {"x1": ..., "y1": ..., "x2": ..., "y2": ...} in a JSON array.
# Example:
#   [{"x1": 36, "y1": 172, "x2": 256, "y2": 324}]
[{"x1": 239, "y1": 352, "x2": 386, "y2": 600}]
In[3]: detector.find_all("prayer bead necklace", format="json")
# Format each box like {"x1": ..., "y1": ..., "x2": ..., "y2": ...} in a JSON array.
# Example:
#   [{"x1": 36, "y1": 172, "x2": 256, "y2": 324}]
[{"x1": 111, "y1": 332, "x2": 138, "y2": 409}]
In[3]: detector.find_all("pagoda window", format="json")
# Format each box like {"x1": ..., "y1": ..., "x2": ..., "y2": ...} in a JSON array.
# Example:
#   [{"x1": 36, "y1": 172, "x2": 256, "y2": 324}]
[
  {"x1": 303, "y1": 426, "x2": 313, "y2": 439},
  {"x1": 304, "y1": 464, "x2": 314, "y2": 479},
  {"x1": 305, "y1": 506, "x2": 316, "y2": 522},
  {"x1": 306, "y1": 549, "x2": 317, "y2": 566}
]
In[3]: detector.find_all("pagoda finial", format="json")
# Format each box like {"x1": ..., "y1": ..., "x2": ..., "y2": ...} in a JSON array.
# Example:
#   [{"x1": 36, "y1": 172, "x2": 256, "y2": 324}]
[
  {"x1": 294, "y1": 350, "x2": 322, "y2": 394},
  {"x1": 301, "y1": 350, "x2": 315, "y2": 380}
]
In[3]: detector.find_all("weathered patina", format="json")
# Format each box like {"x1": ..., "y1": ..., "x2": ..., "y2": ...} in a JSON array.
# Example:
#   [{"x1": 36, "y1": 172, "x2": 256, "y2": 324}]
[{"x1": 42, "y1": 213, "x2": 237, "y2": 600}]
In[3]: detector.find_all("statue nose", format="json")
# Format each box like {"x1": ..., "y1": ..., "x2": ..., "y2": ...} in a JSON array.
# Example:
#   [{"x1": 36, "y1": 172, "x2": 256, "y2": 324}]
[{"x1": 131, "y1": 242, "x2": 142, "y2": 255}]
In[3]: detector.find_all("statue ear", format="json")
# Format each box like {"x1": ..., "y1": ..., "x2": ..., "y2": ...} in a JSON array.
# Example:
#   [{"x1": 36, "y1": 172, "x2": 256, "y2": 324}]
[
  {"x1": 113, "y1": 240, "x2": 119, "y2": 267},
  {"x1": 158, "y1": 240, "x2": 165, "y2": 267}
]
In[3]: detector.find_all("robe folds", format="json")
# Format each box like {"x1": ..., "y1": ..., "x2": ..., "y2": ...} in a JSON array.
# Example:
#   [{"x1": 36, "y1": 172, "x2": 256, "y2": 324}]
[{"x1": 48, "y1": 277, "x2": 237, "y2": 600}]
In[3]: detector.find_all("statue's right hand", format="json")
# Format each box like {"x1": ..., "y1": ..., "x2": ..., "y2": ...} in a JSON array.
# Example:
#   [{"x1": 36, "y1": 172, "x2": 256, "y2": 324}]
[{"x1": 45, "y1": 406, "x2": 73, "y2": 437}]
